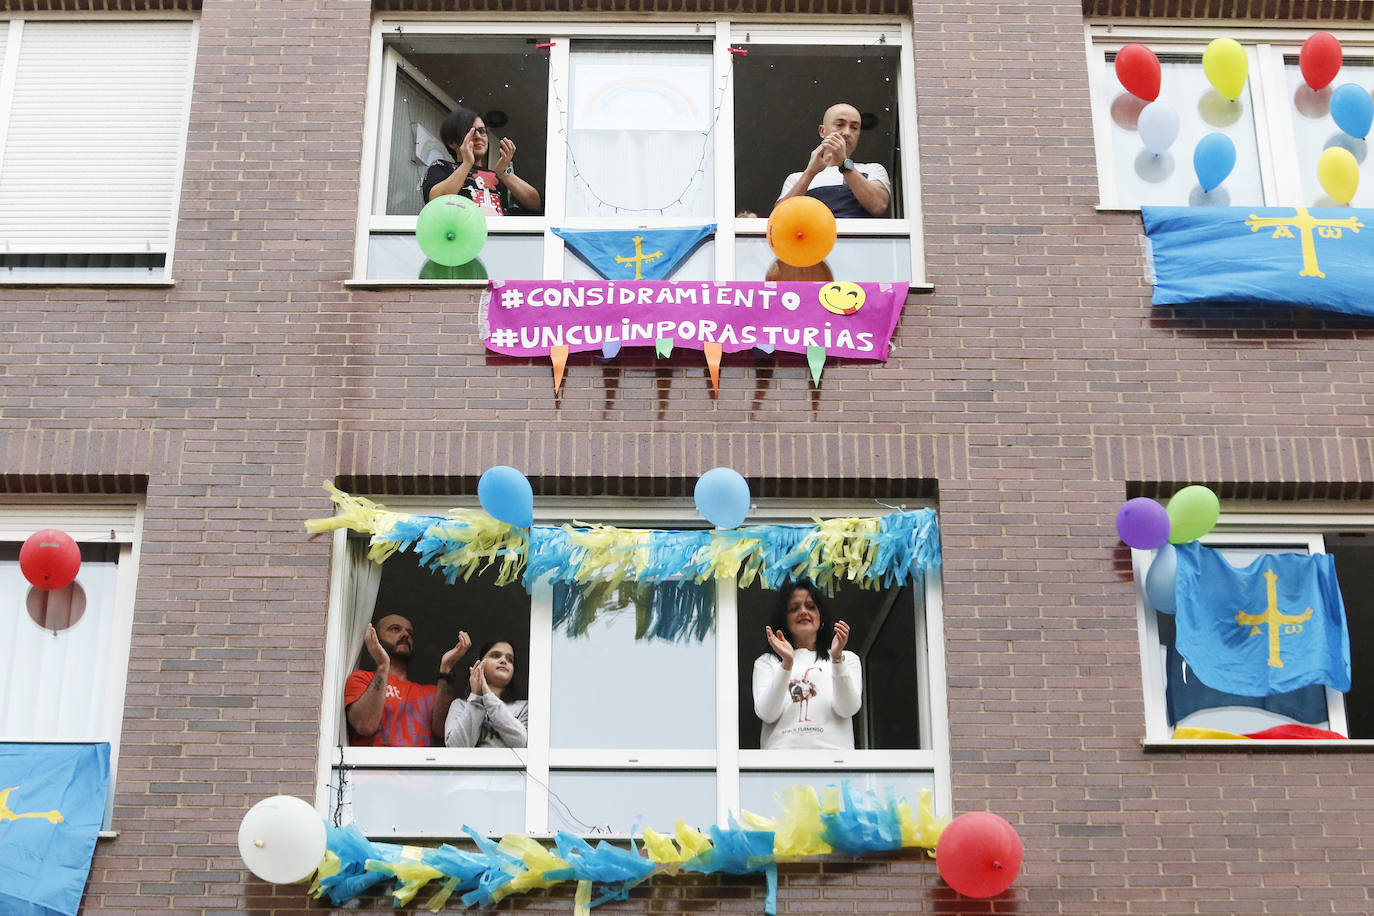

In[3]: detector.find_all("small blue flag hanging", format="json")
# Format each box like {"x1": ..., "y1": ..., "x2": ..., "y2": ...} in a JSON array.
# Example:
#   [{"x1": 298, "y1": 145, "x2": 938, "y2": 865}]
[
  {"x1": 1174, "y1": 543, "x2": 1351, "y2": 697},
  {"x1": 0, "y1": 742, "x2": 110, "y2": 916},
  {"x1": 553, "y1": 225, "x2": 715, "y2": 281}
]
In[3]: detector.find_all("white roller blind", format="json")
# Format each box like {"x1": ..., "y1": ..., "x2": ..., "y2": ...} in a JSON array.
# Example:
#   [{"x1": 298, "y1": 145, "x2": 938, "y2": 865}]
[{"x1": 0, "y1": 21, "x2": 195, "y2": 254}]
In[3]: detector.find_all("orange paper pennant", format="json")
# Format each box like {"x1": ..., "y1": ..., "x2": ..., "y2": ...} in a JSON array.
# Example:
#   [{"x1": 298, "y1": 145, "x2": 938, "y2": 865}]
[
  {"x1": 704, "y1": 342, "x2": 722, "y2": 395},
  {"x1": 550, "y1": 345, "x2": 569, "y2": 393}
]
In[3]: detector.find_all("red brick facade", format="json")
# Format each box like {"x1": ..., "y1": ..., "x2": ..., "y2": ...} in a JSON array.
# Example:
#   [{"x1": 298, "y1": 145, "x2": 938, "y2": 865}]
[{"x1": 1, "y1": 0, "x2": 1372, "y2": 912}]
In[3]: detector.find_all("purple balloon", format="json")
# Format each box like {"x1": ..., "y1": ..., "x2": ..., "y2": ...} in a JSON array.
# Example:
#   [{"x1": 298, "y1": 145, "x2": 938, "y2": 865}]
[{"x1": 1115, "y1": 498, "x2": 1170, "y2": 549}]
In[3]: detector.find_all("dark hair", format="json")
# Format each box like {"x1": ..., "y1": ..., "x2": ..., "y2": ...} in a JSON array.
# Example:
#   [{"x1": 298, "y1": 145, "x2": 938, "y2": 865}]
[
  {"x1": 439, "y1": 106, "x2": 484, "y2": 165},
  {"x1": 767, "y1": 580, "x2": 835, "y2": 662},
  {"x1": 473, "y1": 638, "x2": 524, "y2": 702}
]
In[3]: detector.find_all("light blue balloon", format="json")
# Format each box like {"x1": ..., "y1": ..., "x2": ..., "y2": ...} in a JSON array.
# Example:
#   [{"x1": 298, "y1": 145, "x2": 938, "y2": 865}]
[
  {"x1": 1193, "y1": 132, "x2": 1237, "y2": 192},
  {"x1": 1330, "y1": 83, "x2": 1374, "y2": 139},
  {"x1": 693, "y1": 467, "x2": 751, "y2": 529},
  {"x1": 478, "y1": 465, "x2": 534, "y2": 529},
  {"x1": 1145, "y1": 543, "x2": 1178, "y2": 614}
]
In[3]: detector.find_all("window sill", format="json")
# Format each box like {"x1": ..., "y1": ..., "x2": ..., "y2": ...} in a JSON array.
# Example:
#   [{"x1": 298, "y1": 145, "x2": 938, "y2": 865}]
[
  {"x1": 0, "y1": 279, "x2": 174, "y2": 288},
  {"x1": 1142, "y1": 739, "x2": 1374, "y2": 752}
]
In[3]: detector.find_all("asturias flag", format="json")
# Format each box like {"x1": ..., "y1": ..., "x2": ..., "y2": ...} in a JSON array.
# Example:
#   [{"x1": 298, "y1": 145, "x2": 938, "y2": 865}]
[
  {"x1": 0, "y1": 743, "x2": 110, "y2": 916},
  {"x1": 553, "y1": 225, "x2": 715, "y2": 281},
  {"x1": 1174, "y1": 543, "x2": 1351, "y2": 698},
  {"x1": 1142, "y1": 206, "x2": 1374, "y2": 317}
]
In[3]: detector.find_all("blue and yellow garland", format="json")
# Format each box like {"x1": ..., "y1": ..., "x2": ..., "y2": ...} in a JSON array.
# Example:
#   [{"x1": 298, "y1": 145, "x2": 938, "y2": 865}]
[
  {"x1": 306, "y1": 484, "x2": 942, "y2": 640},
  {"x1": 310, "y1": 782, "x2": 949, "y2": 914}
]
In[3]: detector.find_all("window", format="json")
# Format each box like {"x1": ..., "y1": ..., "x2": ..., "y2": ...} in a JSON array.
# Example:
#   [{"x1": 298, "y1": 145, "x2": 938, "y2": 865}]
[
  {"x1": 0, "y1": 18, "x2": 197, "y2": 283},
  {"x1": 354, "y1": 19, "x2": 924, "y2": 284},
  {"x1": 1087, "y1": 26, "x2": 1374, "y2": 209},
  {"x1": 315, "y1": 498, "x2": 949, "y2": 839},
  {"x1": 1132, "y1": 512, "x2": 1374, "y2": 742},
  {"x1": 0, "y1": 501, "x2": 144, "y2": 824}
]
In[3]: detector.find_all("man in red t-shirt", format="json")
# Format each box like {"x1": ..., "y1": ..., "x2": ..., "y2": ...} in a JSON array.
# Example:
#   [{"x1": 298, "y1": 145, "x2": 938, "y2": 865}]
[{"x1": 343, "y1": 614, "x2": 470, "y2": 747}]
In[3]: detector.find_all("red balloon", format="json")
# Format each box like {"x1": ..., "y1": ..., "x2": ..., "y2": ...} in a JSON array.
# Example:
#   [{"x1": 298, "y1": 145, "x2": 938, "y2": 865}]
[
  {"x1": 1301, "y1": 32, "x2": 1343, "y2": 91},
  {"x1": 936, "y1": 811, "x2": 1023, "y2": 899},
  {"x1": 1115, "y1": 44, "x2": 1161, "y2": 101},
  {"x1": 19, "y1": 529, "x2": 81, "y2": 591}
]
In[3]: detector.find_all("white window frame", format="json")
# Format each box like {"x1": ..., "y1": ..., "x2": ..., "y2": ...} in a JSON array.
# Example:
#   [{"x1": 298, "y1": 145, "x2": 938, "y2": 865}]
[
  {"x1": 351, "y1": 16, "x2": 926, "y2": 286},
  {"x1": 314, "y1": 496, "x2": 950, "y2": 838},
  {"x1": 1085, "y1": 23, "x2": 1374, "y2": 210},
  {"x1": 1131, "y1": 509, "x2": 1374, "y2": 748},
  {"x1": 0, "y1": 497, "x2": 146, "y2": 828},
  {"x1": 0, "y1": 13, "x2": 198, "y2": 285}
]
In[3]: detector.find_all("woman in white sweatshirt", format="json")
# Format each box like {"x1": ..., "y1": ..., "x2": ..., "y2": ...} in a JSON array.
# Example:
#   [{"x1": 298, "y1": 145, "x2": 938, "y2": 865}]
[
  {"x1": 752, "y1": 581, "x2": 862, "y2": 750},
  {"x1": 445, "y1": 639, "x2": 528, "y2": 748}
]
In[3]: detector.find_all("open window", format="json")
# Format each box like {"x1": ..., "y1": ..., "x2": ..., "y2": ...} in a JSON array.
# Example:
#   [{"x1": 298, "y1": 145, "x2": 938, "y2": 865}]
[
  {"x1": 1086, "y1": 25, "x2": 1374, "y2": 209},
  {"x1": 0, "y1": 501, "x2": 144, "y2": 826},
  {"x1": 0, "y1": 18, "x2": 197, "y2": 283},
  {"x1": 316, "y1": 498, "x2": 949, "y2": 839},
  {"x1": 354, "y1": 18, "x2": 924, "y2": 284},
  {"x1": 1132, "y1": 513, "x2": 1374, "y2": 742}
]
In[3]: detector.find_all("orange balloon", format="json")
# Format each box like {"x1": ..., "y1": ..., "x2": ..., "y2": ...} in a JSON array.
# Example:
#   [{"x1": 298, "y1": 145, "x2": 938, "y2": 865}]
[{"x1": 767, "y1": 197, "x2": 837, "y2": 268}]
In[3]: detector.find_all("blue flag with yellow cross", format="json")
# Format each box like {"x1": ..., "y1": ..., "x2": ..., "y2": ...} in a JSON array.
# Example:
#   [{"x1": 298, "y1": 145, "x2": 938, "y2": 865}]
[
  {"x1": 0, "y1": 743, "x2": 110, "y2": 916},
  {"x1": 552, "y1": 225, "x2": 715, "y2": 281},
  {"x1": 1143, "y1": 206, "x2": 1374, "y2": 316},
  {"x1": 1174, "y1": 543, "x2": 1351, "y2": 698}
]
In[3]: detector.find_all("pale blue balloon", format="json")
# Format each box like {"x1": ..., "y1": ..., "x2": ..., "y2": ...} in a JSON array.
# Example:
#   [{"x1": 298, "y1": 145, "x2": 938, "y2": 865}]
[
  {"x1": 1145, "y1": 543, "x2": 1178, "y2": 614},
  {"x1": 1330, "y1": 83, "x2": 1374, "y2": 139},
  {"x1": 1193, "y1": 133, "x2": 1236, "y2": 192},
  {"x1": 693, "y1": 467, "x2": 751, "y2": 529},
  {"x1": 478, "y1": 466, "x2": 534, "y2": 529}
]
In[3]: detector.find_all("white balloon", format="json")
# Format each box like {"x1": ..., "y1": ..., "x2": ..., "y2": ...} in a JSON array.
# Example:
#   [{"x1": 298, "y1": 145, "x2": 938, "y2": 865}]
[
  {"x1": 238, "y1": 795, "x2": 327, "y2": 884},
  {"x1": 1137, "y1": 101, "x2": 1180, "y2": 155}
]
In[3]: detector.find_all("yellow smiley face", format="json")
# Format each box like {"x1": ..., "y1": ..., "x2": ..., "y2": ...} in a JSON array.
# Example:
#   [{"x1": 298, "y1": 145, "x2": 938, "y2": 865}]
[{"x1": 818, "y1": 281, "x2": 866, "y2": 316}]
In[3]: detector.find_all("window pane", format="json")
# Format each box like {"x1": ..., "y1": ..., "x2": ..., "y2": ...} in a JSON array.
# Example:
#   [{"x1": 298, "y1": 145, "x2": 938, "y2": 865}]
[
  {"x1": 385, "y1": 69, "x2": 450, "y2": 216},
  {"x1": 1105, "y1": 53, "x2": 1264, "y2": 206},
  {"x1": 739, "y1": 770, "x2": 935, "y2": 814},
  {"x1": 734, "y1": 235, "x2": 910, "y2": 283},
  {"x1": 1285, "y1": 57, "x2": 1374, "y2": 207},
  {"x1": 367, "y1": 232, "x2": 544, "y2": 281},
  {"x1": 565, "y1": 42, "x2": 714, "y2": 218},
  {"x1": 550, "y1": 587, "x2": 716, "y2": 749},
  {"x1": 548, "y1": 770, "x2": 715, "y2": 834},
  {"x1": 733, "y1": 44, "x2": 902, "y2": 218},
  {"x1": 339, "y1": 768, "x2": 525, "y2": 836}
]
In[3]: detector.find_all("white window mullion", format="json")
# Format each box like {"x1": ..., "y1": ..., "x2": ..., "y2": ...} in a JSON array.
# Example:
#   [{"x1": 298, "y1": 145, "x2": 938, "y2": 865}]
[
  {"x1": 542, "y1": 37, "x2": 571, "y2": 280},
  {"x1": 1247, "y1": 43, "x2": 1282, "y2": 206},
  {"x1": 525, "y1": 580, "x2": 554, "y2": 834},
  {"x1": 712, "y1": 22, "x2": 735, "y2": 281},
  {"x1": 372, "y1": 48, "x2": 402, "y2": 217},
  {"x1": 0, "y1": 21, "x2": 24, "y2": 210},
  {"x1": 353, "y1": 24, "x2": 387, "y2": 280},
  {"x1": 715, "y1": 577, "x2": 740, "y2": 824},
  {"x1": 898, "y1": 21, "x2": 926, "y2": 284},
  {"x1": 1255, "y1": 43, "x2": 1302, "y2": 207}
]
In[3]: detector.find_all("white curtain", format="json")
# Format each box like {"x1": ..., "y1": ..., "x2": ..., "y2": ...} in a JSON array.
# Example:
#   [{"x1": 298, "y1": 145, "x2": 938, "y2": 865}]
[
  {"x1": 331, "y1": 537, "x2": 384, "y2": 744},
  {"x1": 564, "y1": 46, "x2": 714, "y2": 218}
]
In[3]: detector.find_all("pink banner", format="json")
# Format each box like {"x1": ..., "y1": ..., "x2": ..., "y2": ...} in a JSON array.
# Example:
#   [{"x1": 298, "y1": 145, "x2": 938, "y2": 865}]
[{"x1": 479, "y1": 280, "x2": 909, "y2": 360}]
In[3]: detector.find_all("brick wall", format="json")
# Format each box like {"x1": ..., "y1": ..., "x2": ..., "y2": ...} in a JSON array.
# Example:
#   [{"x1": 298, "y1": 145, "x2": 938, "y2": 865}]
[{"x1": 0, "y1": 0, "x2": 1371, "y2": 912}]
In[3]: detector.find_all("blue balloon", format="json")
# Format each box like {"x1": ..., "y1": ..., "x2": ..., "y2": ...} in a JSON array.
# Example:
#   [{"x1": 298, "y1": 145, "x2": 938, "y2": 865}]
[
  {"x1": 1330, "y1": 83, "x2": 1374, "y2": 139},
  {"x1": 693, "y1": 467, "x2": 751, "y2": 529},
  {"x1": 477, "y1": 466, "x2": 533, "y2": 529},
  {"x1": 1145, "y1": 543, "x2": 1178, "y2": 614},
  {"x1": 1193, "y1": 132, "x2": 1237, "y2": 192}
]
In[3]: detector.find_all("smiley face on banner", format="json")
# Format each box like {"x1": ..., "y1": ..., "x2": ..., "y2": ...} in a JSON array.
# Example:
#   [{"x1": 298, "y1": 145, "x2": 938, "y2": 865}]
[{"x1": 818, "y1": 281, "x2": 866, "y2": 316}]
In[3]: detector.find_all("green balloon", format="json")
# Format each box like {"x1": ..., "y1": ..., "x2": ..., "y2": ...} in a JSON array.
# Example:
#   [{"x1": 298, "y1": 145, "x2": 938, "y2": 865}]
[
  {"x1": 416, "y1": 194, "x2": 488, "y2": 267},
  {"x1": 1167, "y1": 485, "x2": 1220, "y2": 544},
  {"x1": 419, "y1": 257, "x2": 488, "y2": 281}
]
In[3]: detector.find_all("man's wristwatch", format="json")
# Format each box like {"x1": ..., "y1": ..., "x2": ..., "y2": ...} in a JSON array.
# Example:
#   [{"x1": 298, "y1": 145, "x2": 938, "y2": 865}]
[
  {"x1": 839, "y1": 158, "x2": 855, "y2": 173},
  {"x1": 436, "y1": 670, "x2": 455, "y2": 684}
]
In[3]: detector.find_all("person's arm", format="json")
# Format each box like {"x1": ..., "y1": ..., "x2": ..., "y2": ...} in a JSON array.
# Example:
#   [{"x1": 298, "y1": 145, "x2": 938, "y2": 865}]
[
  {"x1": 430, "y1": 631, "x2": 471, "y2": 742},
  {"x1": 753, "y1": 652, "x2": 792, "y2": 725},
  {"x1": 444, "y1": 696, "x2": 483, "y2": 747},
  {"x1": 842, "y1": 169, "x2": 890, "y2": 217},
  {"x1": 345, "y1": 626, "x2": 391, "y2": 737},
  {"x1": 477, "y1": 694, "x2": 528, "y2": 748},
  {"x1": 773, "y1": 133, "x2": 847, "y2": 209},
  {"x1": 493, "y1": 137, "x2": 541, "y2": 212},
  {"x1": 828, "y1": 621, "x2": 862, "y2": 717}
]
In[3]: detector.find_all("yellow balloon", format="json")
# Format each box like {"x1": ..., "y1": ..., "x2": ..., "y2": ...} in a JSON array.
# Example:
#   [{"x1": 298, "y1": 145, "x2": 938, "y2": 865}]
[
  {"x1": 1318, "y1": 146, "x2": 1360, "y2": 205},
  {"x1": 1202, "y1": 38, "x2": 1248, "y2": 100}
]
